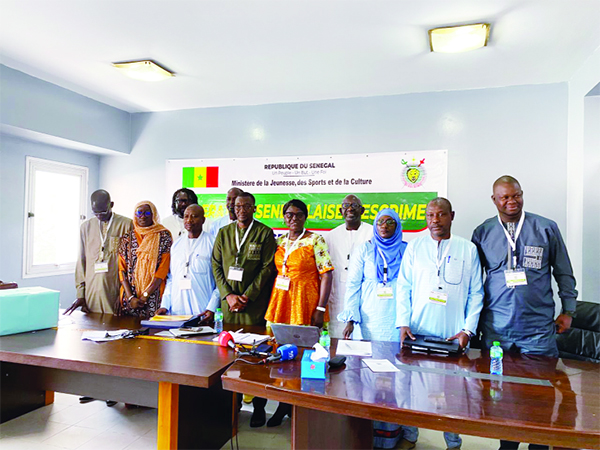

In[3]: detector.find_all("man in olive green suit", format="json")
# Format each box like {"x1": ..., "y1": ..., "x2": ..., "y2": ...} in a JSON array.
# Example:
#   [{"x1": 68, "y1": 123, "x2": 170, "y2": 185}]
[
  {"x1": 212, "y1": 192, "x2": 276, "y2": 326},
  {"x1": 211, "y1": 191, "x2": 276, "y2": 427}
]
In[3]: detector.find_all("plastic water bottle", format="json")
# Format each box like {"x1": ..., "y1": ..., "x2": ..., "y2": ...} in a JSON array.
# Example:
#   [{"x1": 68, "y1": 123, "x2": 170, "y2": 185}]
[
  {"x1": 490, "y1": 341, "x2": 503, "y2": 375},
  {"x1": 319, "y1": 330, "x2": 331, "y2": 360},
  {"x1": 214, "y1": 308, "x2": 223, "y2": 333},
  {"x1": 490, "y1": 380, "x2": 503, "y2": 401}
]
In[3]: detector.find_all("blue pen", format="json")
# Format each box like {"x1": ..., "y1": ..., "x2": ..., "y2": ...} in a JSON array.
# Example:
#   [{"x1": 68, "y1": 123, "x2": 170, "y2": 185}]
[{"x1": 447, "y1": 256, "x2": 451, "y2": 263}]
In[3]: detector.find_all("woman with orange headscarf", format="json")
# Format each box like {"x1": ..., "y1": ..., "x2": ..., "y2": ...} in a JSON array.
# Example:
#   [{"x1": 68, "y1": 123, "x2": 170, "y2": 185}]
[{"x1": 118, "y1": 201, "x2": 173, "y2": 319}]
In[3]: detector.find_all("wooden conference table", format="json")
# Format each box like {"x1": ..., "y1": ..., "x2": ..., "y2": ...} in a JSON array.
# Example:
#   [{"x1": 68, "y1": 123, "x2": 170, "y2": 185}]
[
  {"x1": 222, "y1": 339, "x2": 600, "y2": 450},
  {"x1": 0, "y1": 312, "x2": 237, "y2": 449}
]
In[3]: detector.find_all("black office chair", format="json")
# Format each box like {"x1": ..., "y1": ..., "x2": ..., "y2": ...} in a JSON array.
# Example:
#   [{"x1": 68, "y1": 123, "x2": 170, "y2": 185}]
[{"x1": 556, "y1": 301, "x2": 600, "y2": 363}]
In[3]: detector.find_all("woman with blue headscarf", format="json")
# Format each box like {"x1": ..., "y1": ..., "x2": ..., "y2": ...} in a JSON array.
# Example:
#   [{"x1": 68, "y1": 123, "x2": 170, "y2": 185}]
[
  {"x1": 338, "y1": 208, "x2": 407, "y2": 342},
  {"x1": 338, "y1": 208, "x2": 407, "y2": 449}
]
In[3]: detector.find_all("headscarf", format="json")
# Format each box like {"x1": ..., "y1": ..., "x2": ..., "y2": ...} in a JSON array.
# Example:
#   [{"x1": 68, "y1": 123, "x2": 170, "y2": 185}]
[
  {"x1": 133, "y1": 200, "x2": 168, "y2": 294},
  {"x1": 372, "y1": 208, "x2": 407, "y2": 284}
]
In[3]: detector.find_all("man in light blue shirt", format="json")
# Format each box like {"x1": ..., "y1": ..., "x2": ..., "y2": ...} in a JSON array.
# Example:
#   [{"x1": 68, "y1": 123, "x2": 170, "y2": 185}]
[
  {"x1": 396, "y1": 197, "x2": 484, "y2": 450},
  {"x1": 157, "y1": 205, "x2": 219, "y2": 318},
  {"x1": 209, "y1": 188, "x2": 243, "y2": 239}
]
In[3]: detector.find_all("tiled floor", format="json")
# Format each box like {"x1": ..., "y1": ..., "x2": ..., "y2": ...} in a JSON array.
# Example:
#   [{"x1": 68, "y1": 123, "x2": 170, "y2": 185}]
[{"x1": 0, "y1": 392, "x2": 514, "y2": 449}]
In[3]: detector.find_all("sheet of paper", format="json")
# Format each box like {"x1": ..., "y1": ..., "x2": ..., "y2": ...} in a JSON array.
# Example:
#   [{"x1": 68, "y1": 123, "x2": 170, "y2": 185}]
[
  {"x1": 363, "y1": 359, "x2": 400, "y2": 373},
  {"x1": 81, "y1": 330, "x2": 130, "y2": 342},
  {"x1": 170, "y1": 327, "x2": 215, "y2": 337},
  {"x1": 211, "y1": 332, "x2": 270, "y2": 346},
  {"x1": 335, "y1": 340, "x2": 372, "y2": 356},
  {"x1": 154, "y1": 330, "x2": 173, "y2": 337}
]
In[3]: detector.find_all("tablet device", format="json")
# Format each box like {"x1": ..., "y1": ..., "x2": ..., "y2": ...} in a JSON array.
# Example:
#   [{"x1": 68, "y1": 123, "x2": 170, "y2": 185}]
[
  {"x1": 271, "y1": 323, "x2": 321, "y2": 348},
  {"x1": 402, "y1": 334, "x2": 462, "y2": 355}
]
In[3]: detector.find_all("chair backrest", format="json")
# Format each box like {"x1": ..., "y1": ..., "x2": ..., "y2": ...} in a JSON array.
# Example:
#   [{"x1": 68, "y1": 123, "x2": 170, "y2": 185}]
[{"x1": 556, "y1": 301, "x2": 600, "y2": 363}]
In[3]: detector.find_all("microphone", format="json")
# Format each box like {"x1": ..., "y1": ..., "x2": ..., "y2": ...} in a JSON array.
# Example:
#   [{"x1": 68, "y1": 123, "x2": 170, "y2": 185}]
[
  {"x1": 266, "y1": 344, "x2": 298, "y2": 362},
  {"x1": 218, "y1": 331, "x2": 235, "y2": 350}
]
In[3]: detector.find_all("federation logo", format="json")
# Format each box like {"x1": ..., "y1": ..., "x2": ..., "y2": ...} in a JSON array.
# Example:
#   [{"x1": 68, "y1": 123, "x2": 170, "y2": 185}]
[{"x1": 401, "y1": 158, "x2": 426, "y2": 188}]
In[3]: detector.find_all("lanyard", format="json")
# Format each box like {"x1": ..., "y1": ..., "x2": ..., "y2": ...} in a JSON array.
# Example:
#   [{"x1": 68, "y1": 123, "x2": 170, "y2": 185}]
[
  {"x1": 234, "y1": 220, "x2": 254, "y2": 265},
  {"x1": 184, "y1": 235, "x2": 202, "y2": 277},
  {"x1": 98, "y1": 214, "x2": 114, "y2": 260},
  {"x1": 497, "y1": 212, "x2": 525, "y2": 270},
  {"x1": 435, "y1": 236, "x2": 452, "y2": 288},
  {"x1": 376, "y1": 248, "x2": 389, "y2": 285},
  {"x1": 282, "y1": 229, "x2": 307, "y2": 275},
  {"x1": 346, "y1": 228, "x2": 358, "y2": 271}
]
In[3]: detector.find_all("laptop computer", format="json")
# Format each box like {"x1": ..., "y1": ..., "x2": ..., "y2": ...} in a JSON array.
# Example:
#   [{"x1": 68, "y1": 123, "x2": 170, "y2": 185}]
[
  {"x1": 271, "y1": 323, "x2": 321, "y2": 348},
  {"x1": 402, "y1": 334, "x2": 462, "y2": 355}
]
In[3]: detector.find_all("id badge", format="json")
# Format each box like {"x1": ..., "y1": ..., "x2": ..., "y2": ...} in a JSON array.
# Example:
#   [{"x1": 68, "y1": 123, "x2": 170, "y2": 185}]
[
  {"x1": 228, "y1": 266, "x2": 244, "y2": 282},
  {"x1": 180, "y1": 277, "x2": 192, "y2": 290},
  {"x1": 428, "y1": 290, "x2": 448, "y2": 306},
  {"x1": 94, "y1": 262, "x2": 109, "y2": 273},
  {"x1": 377, "y1": 285, "x2": 394, "y2": 299},
  {"x1": 504, "y1": 269, "x2": 527, "y2": 288},
  {"x1": 275, "y1": 275, "x2": 291, "y2": 291}
]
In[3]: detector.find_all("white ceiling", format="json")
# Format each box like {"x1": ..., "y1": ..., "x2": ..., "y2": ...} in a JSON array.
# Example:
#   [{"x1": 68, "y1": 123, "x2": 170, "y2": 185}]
[{"x1": 1, "y1": 0, "x2": 599, "y2": 113}]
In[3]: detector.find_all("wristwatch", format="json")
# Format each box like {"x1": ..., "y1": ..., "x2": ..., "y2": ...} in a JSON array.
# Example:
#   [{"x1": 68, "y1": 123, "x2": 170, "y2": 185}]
[{"x1": 561, "y1": 309, "x2": 577, "y2": 318}]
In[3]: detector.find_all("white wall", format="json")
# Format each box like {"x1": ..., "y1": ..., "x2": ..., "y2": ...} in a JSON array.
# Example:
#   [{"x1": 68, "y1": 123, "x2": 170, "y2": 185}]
[
  {"x1": 0, "y1": 135, "x2": 101, "y2": 305},
  {"x1": 582, "y1": 95, "x2": 600, "y2": 302},
  {"x1": 0, "y1": 66, "x2": 130, "y2": 306},
  {"x1": 1, "y1": 65, "x2": 131, "y2": 154},
  {"x1": 101, "y1": 83, "x2": 569, "y2": 244},
  {"x1": 566, "y1": 46, "x2": 600, "y2": 302}
]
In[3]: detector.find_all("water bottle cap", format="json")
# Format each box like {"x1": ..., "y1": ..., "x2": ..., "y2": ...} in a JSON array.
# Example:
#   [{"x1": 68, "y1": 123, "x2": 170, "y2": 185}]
[
  {"x1": 493, "y1": 341, "x2": 500, "y2": 346},
  {"x1": 322, "y1": 331, "x2": 329, "y2": 336},
  {"x1": 216, "y1": 308, "x2": 222, "y2": 312}
]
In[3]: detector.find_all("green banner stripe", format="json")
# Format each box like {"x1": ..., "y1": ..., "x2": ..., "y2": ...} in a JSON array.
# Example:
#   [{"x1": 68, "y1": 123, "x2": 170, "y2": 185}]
[{"x1": 196, "y1": 192, "x2": 437, "y2": 231}]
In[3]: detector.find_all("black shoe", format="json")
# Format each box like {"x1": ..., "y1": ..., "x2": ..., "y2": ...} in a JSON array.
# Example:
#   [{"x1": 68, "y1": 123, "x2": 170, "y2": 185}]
[
  {"x1": 79, "y1": 396, "x2": 94, "y2": 404},
  {"x1": 106, "y1": 400, "x2": 117, "y2": 407},
  {"x1": 250, "y1": 405, "x2": 266, "y2": 427},
  {"x1": 267, "y1": 403, "x2": 291, "y2": 427}
]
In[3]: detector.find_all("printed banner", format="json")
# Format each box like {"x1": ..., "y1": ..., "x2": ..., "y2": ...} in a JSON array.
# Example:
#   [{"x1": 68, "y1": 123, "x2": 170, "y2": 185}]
[{"x1": 166, "y1": 151, "x2": 447, "y2": 237}]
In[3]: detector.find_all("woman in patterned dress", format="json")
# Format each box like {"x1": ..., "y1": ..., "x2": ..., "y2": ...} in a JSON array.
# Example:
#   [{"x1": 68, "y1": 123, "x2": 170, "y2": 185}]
[
  {"x1": 118, "y1": 201, "x2": 172, "y2": 319},
  {"x1": 264, "y1": 199, "x2": 334, "y2": 426}
]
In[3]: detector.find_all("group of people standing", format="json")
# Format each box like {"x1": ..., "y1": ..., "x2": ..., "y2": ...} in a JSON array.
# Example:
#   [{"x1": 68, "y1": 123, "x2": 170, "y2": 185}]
[{"x1": 66, "y1": 175, "x2": 577, "y2": 450}]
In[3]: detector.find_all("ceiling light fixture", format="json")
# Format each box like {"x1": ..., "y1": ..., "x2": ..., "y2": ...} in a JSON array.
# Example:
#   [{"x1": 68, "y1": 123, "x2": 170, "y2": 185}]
[
  {"x1": 112, "y1": 60, "x2": 174, "y2": 82},
  {"x1": 429, "y1": 23, "x2": 490, "y2": 53}
]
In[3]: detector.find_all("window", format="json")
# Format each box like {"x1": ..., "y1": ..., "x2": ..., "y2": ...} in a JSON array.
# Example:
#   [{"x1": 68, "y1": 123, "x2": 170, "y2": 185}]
[{"x1": 23, "y1": 157, "x2": 88, "y2": 278}]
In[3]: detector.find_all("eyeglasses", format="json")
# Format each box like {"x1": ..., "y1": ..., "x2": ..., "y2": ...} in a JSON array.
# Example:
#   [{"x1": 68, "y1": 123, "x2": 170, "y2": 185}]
[
  {"x1": 135, "y1": 210, "x2": 152, "y2": 218},
  {"x1": 341, "y1": 202, "x2": 361, "y2": 210},
  {"x1": 93, "y1": 209, "x2": 109, "y2": 215},
  {"x1": 284, "y1": 211, "x2": 306, "y2": 220},
  {"x1": 175, "y1": 198, "x2": 190, "y2": 204},
  {"x1": 234, "y1": 204, "x2": 254, "y2": 211},
  {"x1": 377, "y1": 218, "x2": 396, "y2": 226}
]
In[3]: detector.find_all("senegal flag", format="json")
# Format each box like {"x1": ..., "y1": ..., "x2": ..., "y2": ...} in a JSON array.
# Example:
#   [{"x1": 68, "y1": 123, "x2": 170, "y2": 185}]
[{"x1": 182, "y1": 166, "x2": 219, "y2": 188}]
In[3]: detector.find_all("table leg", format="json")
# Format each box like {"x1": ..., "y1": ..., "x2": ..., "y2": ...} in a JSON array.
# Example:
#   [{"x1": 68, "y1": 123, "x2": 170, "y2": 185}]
[
  {"x1": 232, "y1": 392, "x2": 239, "y2": 439},
  {"x1": 157, "y1": 382, "x2": 179, "y2": 450},
  {"x1": 177, "y1": 383, "x2": 233, "y2": 450},
  {"x1": 291, "y1": 405, "x2": 372, "y2": 449},
  {"x1": 45, "y1": 391, "x2": 55, "y2": 405},
  {"x1": 0, "y1": 362, "x2": 46, "y2": 423}
]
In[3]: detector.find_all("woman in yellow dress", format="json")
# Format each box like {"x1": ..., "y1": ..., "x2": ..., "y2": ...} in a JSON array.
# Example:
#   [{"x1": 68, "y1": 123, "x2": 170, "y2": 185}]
[{"x1": 264, "y1": 199, "x2": 334, "y2": 426}]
